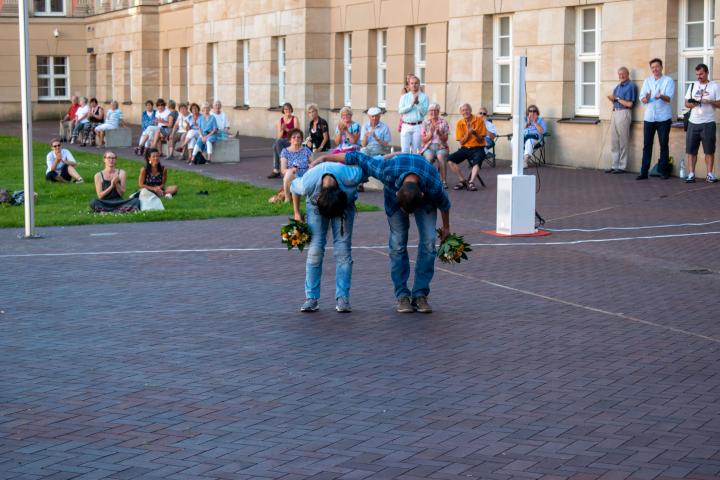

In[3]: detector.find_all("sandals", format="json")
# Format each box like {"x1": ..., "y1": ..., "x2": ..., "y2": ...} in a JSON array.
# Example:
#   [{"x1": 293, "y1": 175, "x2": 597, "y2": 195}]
[
  {"x1": 453, "y1": 180, "x2": 467, "y2": 190},
  {"x1": 467, "y1": 182, "x2": 478, "y2": 191}
]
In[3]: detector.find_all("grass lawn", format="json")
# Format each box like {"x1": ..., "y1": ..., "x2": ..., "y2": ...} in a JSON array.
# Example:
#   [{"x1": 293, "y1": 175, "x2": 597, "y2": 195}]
[{"x1": 0, "y1": 136, "x2": 378, "y2": 228}]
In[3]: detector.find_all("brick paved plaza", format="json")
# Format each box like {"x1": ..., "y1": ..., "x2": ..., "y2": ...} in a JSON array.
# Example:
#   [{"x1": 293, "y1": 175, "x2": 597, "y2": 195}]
[{"x1": 1, "y1": 123, "x2": 719, "y2": 479}]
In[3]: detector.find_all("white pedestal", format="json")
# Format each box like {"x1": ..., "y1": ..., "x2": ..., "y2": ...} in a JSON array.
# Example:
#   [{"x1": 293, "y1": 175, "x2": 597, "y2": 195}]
[{"x1": 496, "y1": 174, "x2": 536, "y2": 235}]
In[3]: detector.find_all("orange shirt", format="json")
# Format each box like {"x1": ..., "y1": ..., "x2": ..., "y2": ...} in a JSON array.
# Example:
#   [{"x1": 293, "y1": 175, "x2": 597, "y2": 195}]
[{"x1": 455, "y1": 115, "x2": 487, "y2": 148}]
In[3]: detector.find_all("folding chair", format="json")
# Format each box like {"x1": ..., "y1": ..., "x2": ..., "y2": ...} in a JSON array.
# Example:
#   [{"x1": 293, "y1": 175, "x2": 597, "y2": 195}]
[{"x1": 526, "y1": 132, "x2": 550, "y2": 167}]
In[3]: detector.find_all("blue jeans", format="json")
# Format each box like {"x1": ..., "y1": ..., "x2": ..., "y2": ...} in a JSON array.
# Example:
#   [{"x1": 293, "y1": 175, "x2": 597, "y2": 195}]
[
  {"x1": 305, "y1": 202, "x2": 355, "y2": 300},
  {"x1": 387, "y1": 205, "x2": 437, "y2": 299}
]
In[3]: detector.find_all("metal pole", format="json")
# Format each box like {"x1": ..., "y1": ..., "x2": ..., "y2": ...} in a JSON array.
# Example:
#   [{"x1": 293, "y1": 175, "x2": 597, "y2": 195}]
[
  {"x1": 18, "y1": 0, "x2": 37, "y2": 238},
  {"x1": 511, "y1": 56, "x2": 526, "y2": 176}
]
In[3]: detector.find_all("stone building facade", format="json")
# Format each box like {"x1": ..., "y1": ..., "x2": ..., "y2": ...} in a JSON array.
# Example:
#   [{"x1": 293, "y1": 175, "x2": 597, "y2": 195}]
[{"x1": 0, "y1": 0, "x2": 717, "y2": 175}]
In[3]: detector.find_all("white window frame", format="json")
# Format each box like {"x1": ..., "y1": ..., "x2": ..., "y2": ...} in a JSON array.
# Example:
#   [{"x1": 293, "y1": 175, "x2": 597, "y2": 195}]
[
  {"x1": 243, "y1": 40, "x2": 250, "y2": 106},
  {"x1": 37, "y1": 55, "x2": 69, "y2": 100},
  {"x1": 414, "y1": 26, "x2": 427, "y2": 86},
  {"x1": 493, "y1": 15, "x2": 512, "y2": 114},
  {"x1": 678, "y1": 0, "x2": 715, "y2": 113},
  {"x1": 34, "y1": 0, "x2": 65, "y2": 16},
  {"x1": 211, "y1": 43, "x2": 218, "y2": 102},
  {"x1": 377, "y1": 29, "x2": 387, "y2": 108},
  {"x1": 278, "y1": 36, "x2": 286, "y2": 106},
  {"x1": 343, "y1": 32, "x2": 352, "y2": 106},
  {"x1": 575, "y1": 6, "x2": 601, "y2": 116}
]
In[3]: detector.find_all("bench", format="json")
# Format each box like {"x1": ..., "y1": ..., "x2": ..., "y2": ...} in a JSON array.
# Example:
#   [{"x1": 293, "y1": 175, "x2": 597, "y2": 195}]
[
  {"x1": 212, "y1": 137, "x2": 241, "y2": 163},
  {"x1": 104, "y1": 127, "x2": 132, "y2": 148}
]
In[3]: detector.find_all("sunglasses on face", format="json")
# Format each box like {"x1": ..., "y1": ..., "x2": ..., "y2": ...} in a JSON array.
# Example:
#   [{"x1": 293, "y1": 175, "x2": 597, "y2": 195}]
[
  {"x1": 105, "y1": 156, "x2": 116, "y2": 159},
  {"x1": 479, "y1": 112, "x2": 487, "y2": 115},
  {"x1": 528, "y1": 109, "x2": 538, "y2": 113},
  {"x1": 52, "y1": 144, "x2": 61, "y2": 148}
]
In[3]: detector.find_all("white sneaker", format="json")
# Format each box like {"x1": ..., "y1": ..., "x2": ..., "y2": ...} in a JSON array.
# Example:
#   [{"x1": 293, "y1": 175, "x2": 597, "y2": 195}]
[
  {"x1": 707, "y1": 172, "x2": 718, "y2": 183},
  {"x1": 164, "y1": 193, "x2": 173, "y2": 199},
  {"x1": 685, "y1": 173, "x2": 696, "y2": 183}
]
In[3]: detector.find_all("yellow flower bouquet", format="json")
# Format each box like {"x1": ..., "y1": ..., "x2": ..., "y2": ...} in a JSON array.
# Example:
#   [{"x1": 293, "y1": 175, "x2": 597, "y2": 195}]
[
  {"x1": 436, "y1": 230, "x2": 471, "y2": 264},
  {"x1": 280, "y1": 219, "x2": 312, "y2": 252}
]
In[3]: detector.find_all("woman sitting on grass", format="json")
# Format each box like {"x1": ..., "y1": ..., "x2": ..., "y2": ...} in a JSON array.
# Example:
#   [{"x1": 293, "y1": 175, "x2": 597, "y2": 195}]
[
  {"x1": 90, "y1": 151, "x2": 140, "y2": 213},
  {"x1": 280, "y1": 128, "x2": 312, "y2": 203},
  {"x1": 45, "y1": 138, "x2": 84, "y2": 183},
  {"x1": 139, "y1": 148, "x2": 178, "y2": 199}
]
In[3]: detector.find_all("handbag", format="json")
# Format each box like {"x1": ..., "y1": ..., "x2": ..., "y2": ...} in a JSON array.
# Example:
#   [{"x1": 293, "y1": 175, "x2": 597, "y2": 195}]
[
  {"x1": 683, "y1": 83, "x2": 694, "y2": 132},
  {"x1": 138, "y1": 188, "x2": 165, "y2": 211}
]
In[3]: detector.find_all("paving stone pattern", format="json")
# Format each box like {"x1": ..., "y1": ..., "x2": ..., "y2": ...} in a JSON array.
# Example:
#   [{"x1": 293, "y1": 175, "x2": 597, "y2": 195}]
[{"x1": 0, "y1": 122, "x2": 719, "y2": 479}]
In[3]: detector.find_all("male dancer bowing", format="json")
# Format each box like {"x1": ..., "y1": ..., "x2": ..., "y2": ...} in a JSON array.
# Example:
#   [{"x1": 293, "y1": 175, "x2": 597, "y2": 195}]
[{"x1": 291, "y1": 162, "x2": 363, "y2": 313}]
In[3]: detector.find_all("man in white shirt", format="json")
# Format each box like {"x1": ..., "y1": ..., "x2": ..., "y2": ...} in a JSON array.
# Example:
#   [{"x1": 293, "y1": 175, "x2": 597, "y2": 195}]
[
  {"x1": 45, "y1": 138, "x2": 83, "y2": 183},
  {"x1": 638, "y1": 58, "x2": 675, "y2": 180},
  {"x1": 397, "y1": 75, "x2": 428, "y2": 153},
  {"x1": 684, "y1": 62, "x2": 719, "y2": 183}
]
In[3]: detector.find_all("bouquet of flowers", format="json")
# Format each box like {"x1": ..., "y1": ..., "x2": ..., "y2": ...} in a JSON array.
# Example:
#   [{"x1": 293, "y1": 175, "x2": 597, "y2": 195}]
[
  {"x1": 436, "y1": 230, "x2": 471, "y2": 264},
  {"x1": 281, "y1": 219, "x2": 312, "y2": 251}
]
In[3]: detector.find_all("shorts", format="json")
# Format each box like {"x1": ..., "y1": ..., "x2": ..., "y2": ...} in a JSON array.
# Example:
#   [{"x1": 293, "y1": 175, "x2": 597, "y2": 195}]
[
  {"x1": 448, "y1": 146, "x2": 486, "y2": 167},
  {"x1": 422, "y1": 143, "x2": 449, "y2": 161},
  {"x1": 46, "y1": 164, "x2": 71, "y2": 182},
  {"x1": 685, "y1": 121, "x2": 716, "y2": 155}
]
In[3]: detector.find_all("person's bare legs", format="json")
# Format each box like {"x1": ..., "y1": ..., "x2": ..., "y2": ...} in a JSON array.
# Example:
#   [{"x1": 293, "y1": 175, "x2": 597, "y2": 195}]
[
  {"x1": 67, "y1": 165, "x2": 83, "y2": 183},
  {"x1": 704, "y1": 153, "x2": 715, "y2": 176},
  {"x1": 282, "y1": 170, "x2": 297, "y2": 203},
  {"x1": 447, "y1": 161, "x2": 465, "y2": 183}
]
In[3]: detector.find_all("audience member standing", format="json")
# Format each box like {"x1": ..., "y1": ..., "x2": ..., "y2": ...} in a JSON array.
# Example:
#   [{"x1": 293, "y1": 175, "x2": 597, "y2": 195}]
[
  {"x1": 684, "y1": 63, "x2": 719, "y2": 183},
  {"x1": 398, "y1": 75, "x2": 428, "y2": 153},
  {"x1": 606, "y1": 66, "x2": 636, "y2": 174},
  {"x1": 638, "y1": 58, "x2": 674, "y2": 180}
]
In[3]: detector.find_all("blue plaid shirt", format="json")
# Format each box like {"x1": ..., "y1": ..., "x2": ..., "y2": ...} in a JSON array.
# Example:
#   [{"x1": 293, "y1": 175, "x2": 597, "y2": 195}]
[{"x1": 344, "y1": 152, "x2": 451, "y2": 216}]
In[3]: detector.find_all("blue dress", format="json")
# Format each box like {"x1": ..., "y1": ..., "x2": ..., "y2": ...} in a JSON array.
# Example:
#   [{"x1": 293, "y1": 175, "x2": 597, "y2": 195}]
[
  {"x1": 196, "y1": 114, "x2": 218, "y2": 152},
  {"x1": 281, "y1": 146, "x2": 312, "y2": 176},
  {"x1": 141, "y1": 110, "x2": 156, "y2": 131}
]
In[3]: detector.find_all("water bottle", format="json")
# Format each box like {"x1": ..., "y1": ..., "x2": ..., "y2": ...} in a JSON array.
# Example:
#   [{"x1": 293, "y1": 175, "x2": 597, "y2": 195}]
[{"x1": 679, "y1": 157, "x2": 686, "y2": 179}]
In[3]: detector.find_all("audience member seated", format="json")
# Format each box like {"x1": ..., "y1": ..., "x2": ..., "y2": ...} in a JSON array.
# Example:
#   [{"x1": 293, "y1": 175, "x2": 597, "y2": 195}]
[
  {"x1": 523, "y1": 104, "x2": 546, "y2": 168},
  {"x1": 90, "y1": 151, "x2": 140, "y2": 213},
  {"x1": 447, "y1": 103, "x2": 487, "y2": 191},
  {"x1": 81, "y1": 98, "x2": 104, "y2": 147},
  {"x1": 141, "y1": 98, "x2": 171, "y2": 151},
  {"x1": 305, "y1": 103, "x2": 329, "y2": 153},
  {"x1": 331, "y1": 106, "x2": 360, "y2": 153},
  {"x1": 94, "y1": 100, "x2": 125, "y2": 148},
  {"x1": 151, "y1": 99, "x2": 178, "y2": 152},
  {"x1": 212, "y1": 100, "x2": 231, "y2": 139},
  {"x1": 167, "y1": 102, "x2": 189, "y2": 160},
  {"x1": 191, "y1": 102, "x2": 218, "y2": 164},
  {"x1": 139, "y1": 148, "x2": 178, "y2": 199},
  {"x1": 478, "y1": 106, "x2": 497, "y2": 159},
  {"x1": 45, "y1": 138, "x2": 83, "y2": 183},
  {"x1": 180, "y1": 102, "x2": 201, "y2": 164},
  {"x1": 70, "y1": 97, "x2": 90, "y2": 144},
  {"x1": 269, "y1": 102, "x2": 299, "y2": 178},
  {"x1": 59, "y1": 95, "x2": 79, "y2": 142},
  {"x1": 134, "y1": 100, "x2": 156, "y2": 155},
  {"x1": 420, "y1": 102, "x2": 450, "y2": 188},
  {"x1": 360, "y1": 106, "x2": 391, "y2": 156},
  {"x1": 280, "y1": 128, "x2": 313, "y2": 203}
]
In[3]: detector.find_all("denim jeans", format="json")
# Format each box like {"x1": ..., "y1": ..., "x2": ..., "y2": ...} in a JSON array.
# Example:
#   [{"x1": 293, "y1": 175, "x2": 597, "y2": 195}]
[
  {"x1": 305, "y1": 202, "x2": 355, "y2": 300},
  {"x1": 387, "y1": 205, "x2": 438, "y2": 299},
  {"x1": 641, "y1": 119, "x2": 672, "y2": 176}
]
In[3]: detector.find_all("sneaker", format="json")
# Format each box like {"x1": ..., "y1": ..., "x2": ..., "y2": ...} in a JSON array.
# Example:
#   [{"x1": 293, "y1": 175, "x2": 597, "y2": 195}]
[
  {"x1": 686, "y1": 173, "x2": 696, "y2": 183},
  {"x1": 164, "y1": 193, "x2": 173, "y2": 199},
  {"x1": 300, "y1": 298, "x2": 319, "y2": 312},
  {"x1": 707, "y1": 173, "x2": 718, "y2": 183},
  {"x1": 74, "y1": 178, "x2": 84, "y2": 184},
  {"x1": 335, "y1": 296, "x2": 352, "y2": 313},
  {"x1": 267, "y1": 171, "x2": 281, "y2": 179},
  {"x1": 396, "y1": 297, "x2": 413, "y2": 313},
  {"x1": 412, "y1": 296, "x2": 433, "y2": 313}
]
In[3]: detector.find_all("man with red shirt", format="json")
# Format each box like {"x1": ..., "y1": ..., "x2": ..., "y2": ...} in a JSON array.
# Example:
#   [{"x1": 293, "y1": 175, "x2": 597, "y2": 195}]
[{"x1": 59, "y1": 95, "x2": 79, "y2": 142}]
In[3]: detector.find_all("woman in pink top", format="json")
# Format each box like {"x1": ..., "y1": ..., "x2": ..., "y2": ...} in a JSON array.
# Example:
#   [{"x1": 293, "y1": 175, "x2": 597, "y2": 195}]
[
  {"x1": 420, "y1": 102, "x2": 450, "y2": 188},
  {"x1": 269, "y1": 102, "x2": 298, "y2": 178}
]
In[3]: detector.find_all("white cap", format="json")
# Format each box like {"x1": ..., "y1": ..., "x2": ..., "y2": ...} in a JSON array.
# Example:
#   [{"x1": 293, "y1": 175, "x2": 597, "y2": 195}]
[{"x1": 367, "y1": 107, "x2": 382, "y2": 116}]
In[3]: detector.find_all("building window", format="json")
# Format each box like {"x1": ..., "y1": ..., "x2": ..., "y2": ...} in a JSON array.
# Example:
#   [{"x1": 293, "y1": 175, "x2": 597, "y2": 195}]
[
  {"x1": 679, "y1": 0, "x2": 715, "y2": 111},
  {"x1": 106, "y1": 53, "x2": 114, "y2": 101},
  {"x1": 34, "y1": 0, "x2": 64, "y2": 15},
  {"x1": 38, "y1": 56, "x2": 68, "y2": 100},
  {"x1": 414, "y1": 26, "x2": 426, "y2": 85},
  {"x1": 576, "y1": 7, "x2": 601, "y2": 116},
  {"x1": 493, "y1": 15, "x2": 512, "y2": 114},
  {"x1": 278, "y1": 36, "x2": 286, "y2": 105},
  {"x1": 181, "y1": 47, "x2": 189, "y2": 102},
  {"x1": 211, "y1": 43, "x2": 218, "y2": 102},
  {"x1": 163, "y1": 49, "x2": 171, "y2": 100},
  {"x1": 377, "y1": 30, "x2": 387, "y2": 107},
  {"x1": 236, "y1": 40, "x2": 250, "y2": 106},
  {"x1": 123, "y1": 51, "x2": 132, "y2": 103},
  {"x1": 88, "y1": 54, "x2": 96, "y2": 98},
  {"x1": 343, "y1": 33, "x2": 352, "y2": 106}
]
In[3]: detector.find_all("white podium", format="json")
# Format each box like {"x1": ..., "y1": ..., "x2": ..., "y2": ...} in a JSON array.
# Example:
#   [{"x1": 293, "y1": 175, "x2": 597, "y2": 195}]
[{"x1": 496, "y1": 174, "x2": 536, "y2": 235}]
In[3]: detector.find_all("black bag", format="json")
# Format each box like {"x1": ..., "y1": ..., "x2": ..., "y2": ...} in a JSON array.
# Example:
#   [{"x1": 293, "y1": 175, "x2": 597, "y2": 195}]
[
  {"x1": 683, "y1": 83, "x2": 694, "y2": 132},
  {"x1": 193, "y1": 151, "x2": 206, "y2": 165}
]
